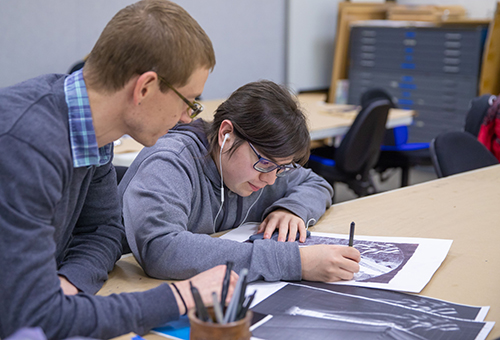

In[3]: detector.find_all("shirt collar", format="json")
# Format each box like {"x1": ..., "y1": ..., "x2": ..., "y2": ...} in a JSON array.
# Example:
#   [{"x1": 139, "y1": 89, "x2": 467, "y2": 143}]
[{"x1": 64, "y1": 69, "x2": 112, "y2": 168}]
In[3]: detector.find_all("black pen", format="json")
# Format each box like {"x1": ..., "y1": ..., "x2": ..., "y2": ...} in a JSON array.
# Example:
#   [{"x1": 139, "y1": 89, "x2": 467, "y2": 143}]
[
  {"x1": 190, "y1": 281, "x2": 210, "y2": 322},
  {"x1": 349, "y1": 221, "x2": 355, "y2": 247},
  {"x1": 235, "y1": 273, "x2": 248, "y2": 319},
  {"x1": 220, "y1": 261, "x2": 234, "y2": 309},
  {"x1": 236, "y1": 290, "x2": 256, "y2": 321}
]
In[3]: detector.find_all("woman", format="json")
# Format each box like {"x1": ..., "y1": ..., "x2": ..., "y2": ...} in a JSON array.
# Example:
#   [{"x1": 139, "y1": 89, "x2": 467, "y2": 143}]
[{"x1": 119, "y1": 80, "x2": 360, "y2": 283}]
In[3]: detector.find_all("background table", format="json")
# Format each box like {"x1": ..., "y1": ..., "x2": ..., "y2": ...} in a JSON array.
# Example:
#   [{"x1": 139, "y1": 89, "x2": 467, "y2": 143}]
[{"x1": 112, "y1": 93, "x2": 414, "y2": 167}]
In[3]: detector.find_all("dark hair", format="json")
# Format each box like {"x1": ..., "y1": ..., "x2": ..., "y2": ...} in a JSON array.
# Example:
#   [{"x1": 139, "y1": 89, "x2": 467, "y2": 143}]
[
  {"x1": 83, "y1": 0, "x2": 215, "y2": 93},
  {"x1": 207, "y1": 80, "x2": 310, "y2": 165}
]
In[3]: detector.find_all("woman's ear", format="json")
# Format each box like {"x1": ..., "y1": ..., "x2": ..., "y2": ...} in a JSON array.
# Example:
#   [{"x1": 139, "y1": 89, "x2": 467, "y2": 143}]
[{"x1": 218, "y1": 120, "x2": 234, "y2": 147}]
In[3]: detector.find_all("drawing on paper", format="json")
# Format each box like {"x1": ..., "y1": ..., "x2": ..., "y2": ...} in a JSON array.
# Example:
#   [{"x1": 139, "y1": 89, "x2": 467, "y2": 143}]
[
  {"x1": 250, "y1": 284, "x2": 492, "y2": 340},
  {"x1": 300, "y1": 235, "x2": 418, "y2": 284},
  {"x1": 227, "y1": 222, "x2": 453, "y2": 293}
]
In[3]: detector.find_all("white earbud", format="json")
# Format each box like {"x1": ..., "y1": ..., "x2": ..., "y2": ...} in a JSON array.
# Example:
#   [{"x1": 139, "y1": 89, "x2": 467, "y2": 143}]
[
  {"x1": 222, "y1": 133, "x2": 230, "y2": 147},
  {"x1": 219, "y1": 133, "x2": 230, "y2": 201}
]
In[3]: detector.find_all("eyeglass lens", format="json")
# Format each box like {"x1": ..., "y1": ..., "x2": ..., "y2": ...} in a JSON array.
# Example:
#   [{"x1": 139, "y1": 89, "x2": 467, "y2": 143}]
[{"x1": 249, "y1": 142, "x2": 295, "y2": 177}]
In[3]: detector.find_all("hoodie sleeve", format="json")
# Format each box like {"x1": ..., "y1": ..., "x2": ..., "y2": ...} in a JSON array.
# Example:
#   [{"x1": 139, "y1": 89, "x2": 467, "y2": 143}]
[
  {"x1": 261, "y1": 167, "x2": 333, "y2": 227},
  {"x1": 119, "y1": 147, "x2": 303, "y2": 283}
]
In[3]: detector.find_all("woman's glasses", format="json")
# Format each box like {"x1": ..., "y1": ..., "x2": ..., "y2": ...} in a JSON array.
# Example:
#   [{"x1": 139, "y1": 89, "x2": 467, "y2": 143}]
[{"x1": 248, "y1": 142, "x2": 296, "y2": 177}]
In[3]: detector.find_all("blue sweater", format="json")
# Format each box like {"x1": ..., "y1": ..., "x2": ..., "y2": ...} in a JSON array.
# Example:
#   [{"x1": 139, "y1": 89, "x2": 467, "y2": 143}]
[{"x1": 0, "y1": 74, "x2": 178, "y2": 339}]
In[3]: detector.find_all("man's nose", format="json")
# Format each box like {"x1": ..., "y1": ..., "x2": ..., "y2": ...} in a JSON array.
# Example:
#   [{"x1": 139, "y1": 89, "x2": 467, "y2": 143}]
[{"x1": 179, "y1": 110, "x2": 193, "y2": 124}]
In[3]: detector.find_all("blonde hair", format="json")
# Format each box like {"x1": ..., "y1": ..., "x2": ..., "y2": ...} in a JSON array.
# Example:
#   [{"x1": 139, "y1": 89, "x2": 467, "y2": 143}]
[{"x1": 83, "y1": 0, "x2": 215, "y2": 93}]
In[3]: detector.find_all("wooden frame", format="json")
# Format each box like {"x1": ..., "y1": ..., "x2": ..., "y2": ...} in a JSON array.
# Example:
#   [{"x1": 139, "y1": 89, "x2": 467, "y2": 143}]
[{"x1": 327, "y1": 2, "x2": 391, "y2": 103}]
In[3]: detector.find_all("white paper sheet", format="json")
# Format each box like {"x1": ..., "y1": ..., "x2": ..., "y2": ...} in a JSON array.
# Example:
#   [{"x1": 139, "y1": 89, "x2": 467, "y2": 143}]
[{"x1": 221, "y1": 223, "x2": 453, "y2": 293}]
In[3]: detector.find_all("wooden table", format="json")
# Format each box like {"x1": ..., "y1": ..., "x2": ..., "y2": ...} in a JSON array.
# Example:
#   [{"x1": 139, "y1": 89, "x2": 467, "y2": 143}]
[
  {"x1": 314, "y1": 164, "x2": 500, "y2": 339},
  {"x1": 112, "y1": 93, "x2": 414, "y2": 167},
  {"x1": 105, "y1": 164, "x2": 500, "y2": 339}
]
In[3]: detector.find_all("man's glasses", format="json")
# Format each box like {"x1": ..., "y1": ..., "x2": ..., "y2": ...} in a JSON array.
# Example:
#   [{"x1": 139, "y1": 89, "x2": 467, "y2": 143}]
[
  {"x1": 157, "y1": 75, "x2": 204, "y2": 119},
  {"x1": 248, "y1": 142, "x2": 296, "y2": 178}
]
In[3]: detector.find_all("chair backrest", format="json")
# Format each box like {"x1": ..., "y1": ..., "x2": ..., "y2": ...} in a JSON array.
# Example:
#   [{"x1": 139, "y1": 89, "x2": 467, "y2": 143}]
[
  {"x1": 360, "y1": 88, "x2": 406, "y2": 146},
  {"x1": 464, "y1": 94, "x2": 496, "y2": 137},
  {"x1": 335, "y1": 98, "x2": 391, "y2": 175},
  {"x1": 360, "y1": 88, "x2": 396, "y2": 108},
  {"x1": 430, "y1": 131, "x2": 498, "y2": 178}
]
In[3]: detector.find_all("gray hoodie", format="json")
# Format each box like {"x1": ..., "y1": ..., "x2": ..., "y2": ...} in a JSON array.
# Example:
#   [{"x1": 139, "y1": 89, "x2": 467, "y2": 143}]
[{"x1": 118, "y1": 120, "x2": 333, "y2": 282}]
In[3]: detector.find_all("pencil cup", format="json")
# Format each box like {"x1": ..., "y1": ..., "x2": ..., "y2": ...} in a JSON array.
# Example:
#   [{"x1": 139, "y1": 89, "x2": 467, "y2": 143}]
[{"x1": 188, "y1": 307, "x2": 252, "y2": 340}]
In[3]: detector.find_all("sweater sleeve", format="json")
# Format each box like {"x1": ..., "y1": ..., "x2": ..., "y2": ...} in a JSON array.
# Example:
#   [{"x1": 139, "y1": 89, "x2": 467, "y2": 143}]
[
  {"x1": 120, "y1": 149, "x2": 302, "y2": 283},
  {"x1": 0, "y1": 135, "x2": 179, "y2": 340},
  {"x1": 57, "y1": 158, "x2": 124, "y2": 294}
]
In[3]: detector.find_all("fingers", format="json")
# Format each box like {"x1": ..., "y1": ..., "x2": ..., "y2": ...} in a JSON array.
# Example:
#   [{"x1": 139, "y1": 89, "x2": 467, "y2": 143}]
[
  {"x1": 261, "y1": 209, "x2": 305, "y2": 242},
  {"x1": 175, "y1": 264, "x2": 241, "y2": 314},
  {"x1": 257, "y1": 220, "x2": 267, "y2": 234},
  {"x1": 300, "y1": 245, "x2": 361, "y2": 282},
  {"x1": 343, "y1": 246, "x2": 362, "y2": 263},
  {"x1": 286, "y1": 223, "x2": 298, "y2": 242},
  {"x1": 298, "y1": 222, "x2": 307, "y2": 243},
  {"x1": 263, "y1": 220, "x2": 277, "y2": 240}
]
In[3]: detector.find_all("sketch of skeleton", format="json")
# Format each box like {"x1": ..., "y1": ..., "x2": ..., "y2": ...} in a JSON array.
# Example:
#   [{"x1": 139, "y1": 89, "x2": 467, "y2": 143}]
[
  {"x1": 250, "y1": 284, "x2": 491, "y2": 340},
  {"x1": 299, "y1": 235, "x2": 418, "y2": 283}
]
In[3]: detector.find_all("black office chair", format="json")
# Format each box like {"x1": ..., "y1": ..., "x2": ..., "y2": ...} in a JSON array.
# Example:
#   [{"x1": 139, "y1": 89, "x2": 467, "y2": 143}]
[
  {"x1": 362, "y1": 88, "x2": 432, "y2": 187},
  {"x1": 430, "y1": 131, "x2": 498, "y2": 178},
  {"x1": 115, "y1": 165, "x2": 128, "y2": 185},
  {"x1": 464, "y1": 94, "x2": 496, "y2": 137},
  {"x1": 307, "y1": 98, "x2": 391, "y2": 201}
]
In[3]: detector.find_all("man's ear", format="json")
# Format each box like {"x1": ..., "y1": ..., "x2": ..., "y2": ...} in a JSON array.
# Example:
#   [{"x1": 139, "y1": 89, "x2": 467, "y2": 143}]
[{"x1": 133, "y1": 71, "x2": 159, "y2": 105}]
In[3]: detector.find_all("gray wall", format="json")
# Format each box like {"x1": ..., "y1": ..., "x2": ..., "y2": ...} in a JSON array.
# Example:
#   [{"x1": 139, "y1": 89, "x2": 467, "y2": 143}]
[
  {"x1": 286, "y1": 0, "x2": 340, "y2": 93},
  {"x1": 178, "y1": 0, "x2": 286, "y2": 99},
  {"x1": 0, "y1": 0, "x2": 496, "y2": 99},
  {"x1": 0, "y1": 0, "x2": 285, "y2": 100}
]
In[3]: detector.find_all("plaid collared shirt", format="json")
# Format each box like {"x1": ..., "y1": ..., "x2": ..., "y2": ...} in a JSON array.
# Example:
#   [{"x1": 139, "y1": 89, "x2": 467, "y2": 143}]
[{"x1": 64, "y1": 69, "x2": 112, "y2": 168}]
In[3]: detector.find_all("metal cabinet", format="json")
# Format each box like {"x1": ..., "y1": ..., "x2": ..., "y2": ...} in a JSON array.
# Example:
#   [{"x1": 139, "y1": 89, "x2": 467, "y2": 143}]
[{"x1": 347, "y1": 23, "x2": 487, "y2": 143}]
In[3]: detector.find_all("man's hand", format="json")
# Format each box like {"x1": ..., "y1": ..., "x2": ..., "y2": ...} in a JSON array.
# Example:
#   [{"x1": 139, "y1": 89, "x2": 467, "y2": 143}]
[
  {"x1": 171, "y1": 265, "x2": 239, "y2": 315},
  {"x1": 258, "y1": 208, "x2": 307, "y2": 242},
  {"x1": 58, "y1": 275, "x2": 79, "y2": 295},
  {"x1": 300, "y1": 245, "x2": 361, "y2": 282}
]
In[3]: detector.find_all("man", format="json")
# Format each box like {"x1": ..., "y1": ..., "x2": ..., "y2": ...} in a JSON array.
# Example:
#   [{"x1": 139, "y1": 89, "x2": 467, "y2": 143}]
[{"x1": 0, "y1": 1, "x2": 236, "y2": 339}]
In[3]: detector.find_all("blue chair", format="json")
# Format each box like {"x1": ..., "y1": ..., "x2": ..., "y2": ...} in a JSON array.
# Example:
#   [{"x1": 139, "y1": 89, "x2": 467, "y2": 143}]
[
  {"x1": 375, "y1": 125, "x2": 432, "y2": 187},
  {"x1": 361, "y1": 88, "x2": 432, "y2": 187}
]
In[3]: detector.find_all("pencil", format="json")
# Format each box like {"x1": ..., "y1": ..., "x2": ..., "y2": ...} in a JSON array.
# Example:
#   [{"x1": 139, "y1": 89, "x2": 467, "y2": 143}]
[
  {"x1": 349, "y1": 221, "x2": 355, "y2": 247},
  {"x1": 220, "y1": 261, "x2": 234, "y2": 309},
  {"x1": 212, "y1": 292, "x2": 224, "y2": 324}
]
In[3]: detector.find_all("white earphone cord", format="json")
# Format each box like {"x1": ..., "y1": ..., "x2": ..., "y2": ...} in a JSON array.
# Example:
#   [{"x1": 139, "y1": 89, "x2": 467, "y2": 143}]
[{"x1": 213, "y1": 134, "x2": 229, "y2": 225}]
